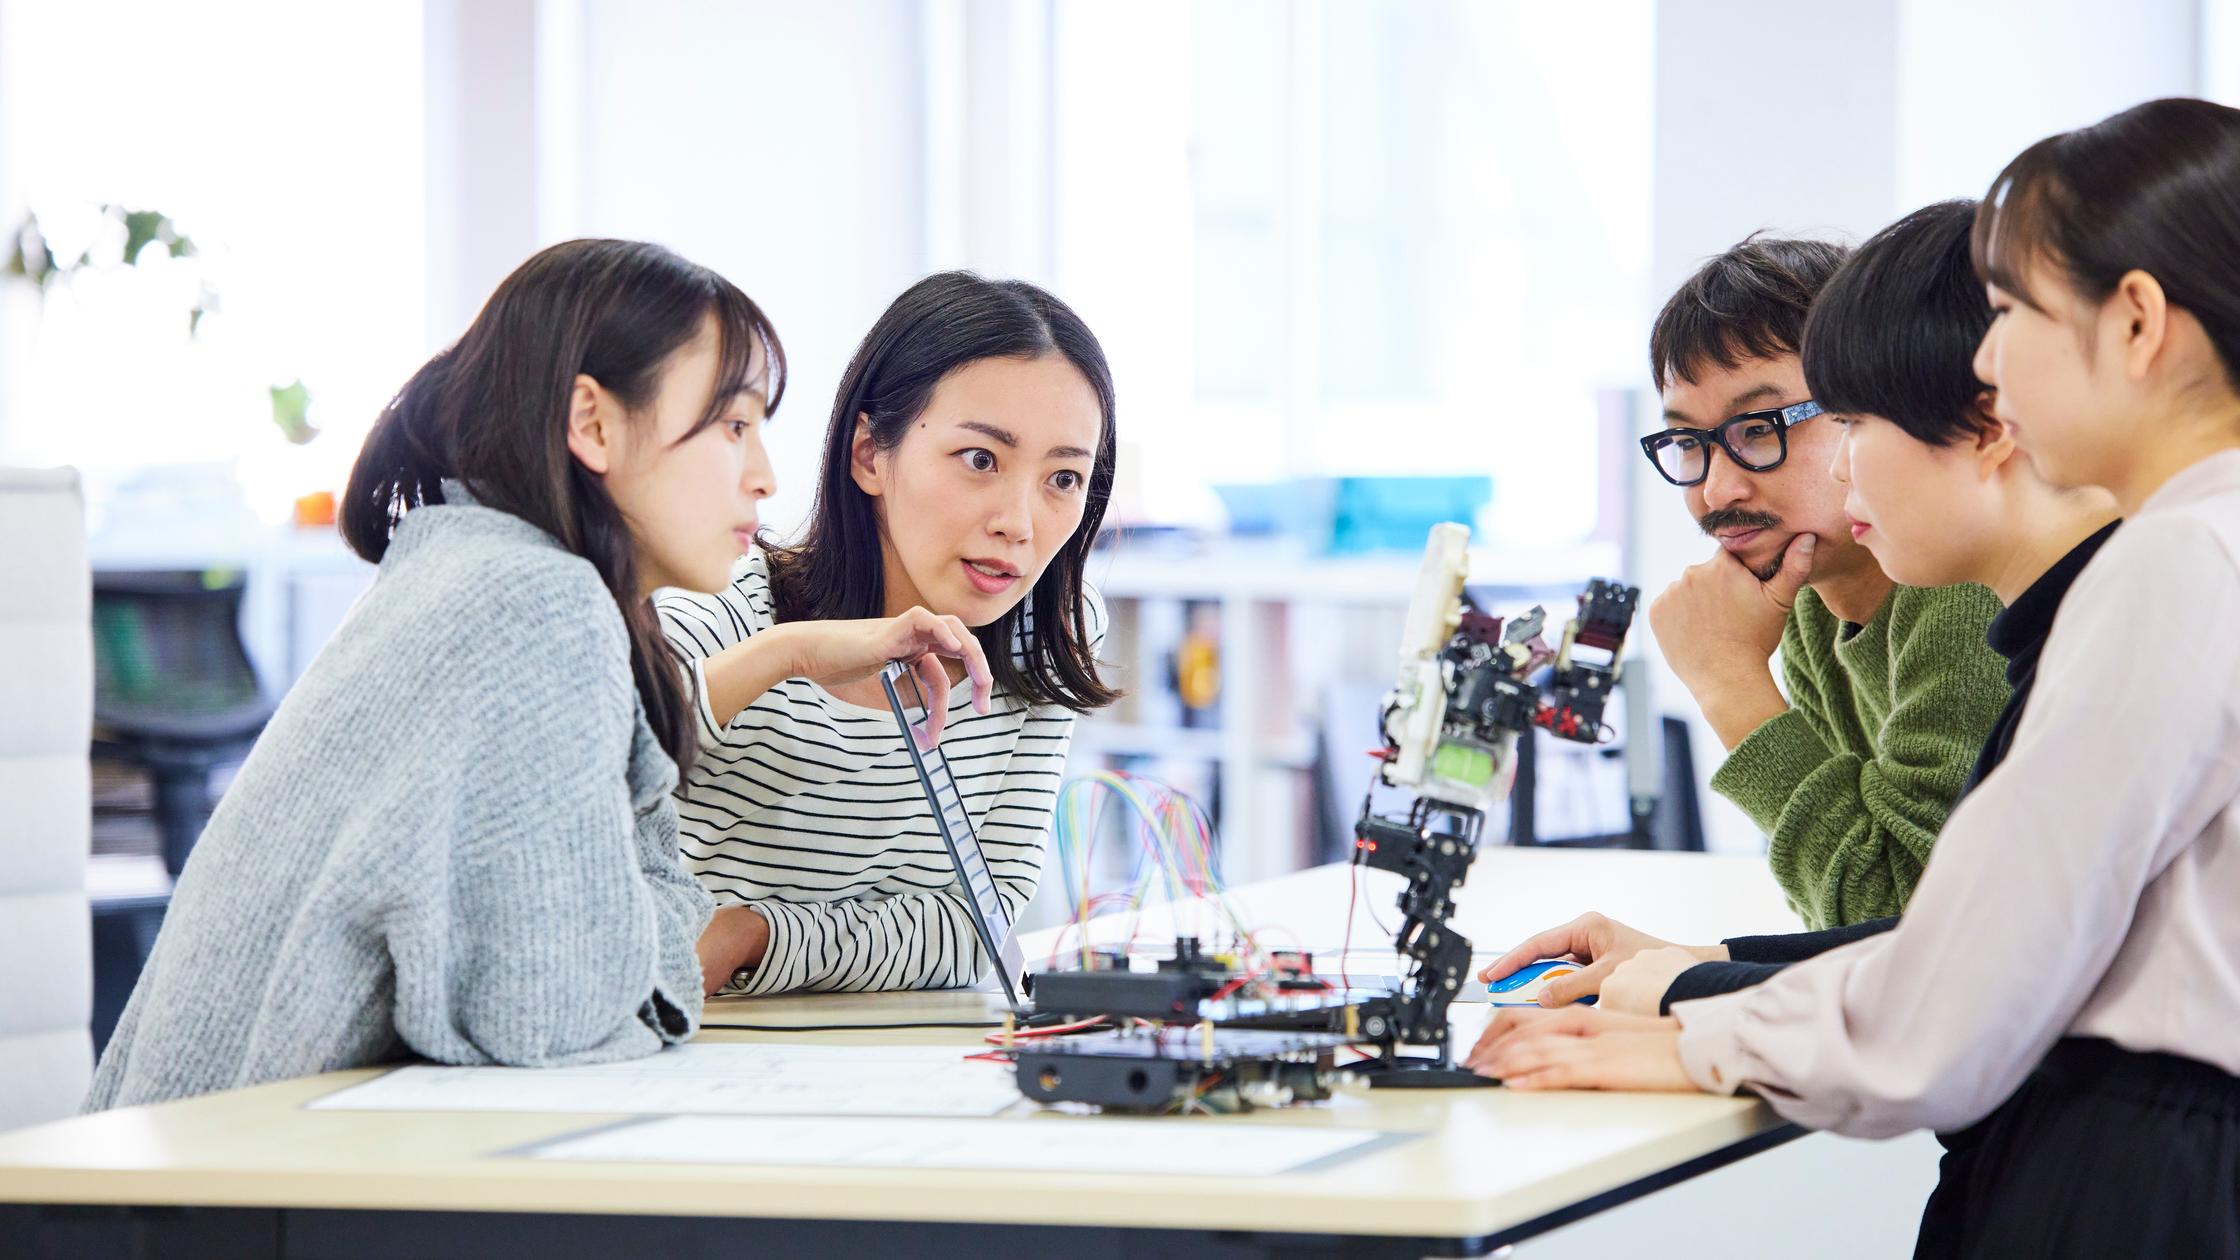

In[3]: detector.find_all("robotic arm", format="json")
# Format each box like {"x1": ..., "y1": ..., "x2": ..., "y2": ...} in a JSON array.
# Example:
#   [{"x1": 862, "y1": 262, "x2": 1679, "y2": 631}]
[
  {"x1": 1007, "y1": 524, "x2": 1640, "y2": 1108},
  {"x1": 1351, "y1": 523, "x2": 1639, "y2": 1078}
]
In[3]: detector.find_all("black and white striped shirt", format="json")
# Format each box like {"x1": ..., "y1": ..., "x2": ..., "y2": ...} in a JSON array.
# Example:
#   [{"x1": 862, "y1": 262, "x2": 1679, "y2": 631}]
[{"x1": 655, "y1": 550, "x2": 1103, "y2": 995}]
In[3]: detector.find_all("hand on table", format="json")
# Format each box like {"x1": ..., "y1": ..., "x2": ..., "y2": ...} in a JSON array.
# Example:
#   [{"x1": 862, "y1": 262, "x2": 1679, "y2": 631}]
[
  {"x1": 1464, "y1": 1006, "x2": 1697, "y2": 1093},
  {"x1": 695, "y1": 904, "x2": 772, "y2": 997}
]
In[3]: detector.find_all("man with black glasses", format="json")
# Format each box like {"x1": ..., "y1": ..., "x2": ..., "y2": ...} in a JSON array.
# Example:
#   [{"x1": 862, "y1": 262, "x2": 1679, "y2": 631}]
[{"x1": 1638, "y1": 236, "x2": 2007, "y2": 928}]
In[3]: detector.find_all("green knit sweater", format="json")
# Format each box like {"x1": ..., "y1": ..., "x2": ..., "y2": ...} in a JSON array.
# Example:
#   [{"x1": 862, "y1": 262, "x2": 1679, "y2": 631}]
[{"x1": 1707, "y1": 582, "x2": 2008, "y2": 930}]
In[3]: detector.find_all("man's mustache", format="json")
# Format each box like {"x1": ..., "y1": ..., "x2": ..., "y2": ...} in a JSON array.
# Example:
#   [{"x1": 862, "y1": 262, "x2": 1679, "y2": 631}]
[
  {"x1": 1697, "y1": 508, "x2": 1781, "y2": 536},
  {"x1": 1697, "y1": 509, "x2": 1791, "y2": 581}
]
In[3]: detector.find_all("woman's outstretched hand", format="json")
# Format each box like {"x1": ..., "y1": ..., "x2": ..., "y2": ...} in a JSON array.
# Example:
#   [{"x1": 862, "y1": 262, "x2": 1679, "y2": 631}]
[
  {"x1": 787, "y1": 606, "x2": 994, "y2": 746},
  {"x1": 699, "y1": 606, "x2": 994, "y2": 738}
]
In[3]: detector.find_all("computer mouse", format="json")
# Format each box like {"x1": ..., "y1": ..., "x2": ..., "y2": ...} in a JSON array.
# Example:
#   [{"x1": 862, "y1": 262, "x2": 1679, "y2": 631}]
[{"x1": 1485, "y1": 957, "x2": 1598, "y2": 1006}]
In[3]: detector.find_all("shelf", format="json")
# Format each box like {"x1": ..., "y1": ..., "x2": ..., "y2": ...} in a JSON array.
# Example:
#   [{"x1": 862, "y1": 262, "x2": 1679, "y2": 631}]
[
  {"x1": 1084, "y1": 537, "x2": 1621, "y2": 603},
  {"x1": 1071, "y1": 721, "x2": 1316, "y2": 770},
  {"x1": 1075, "y1": 534, "x2": 1630, "y2": 884}
]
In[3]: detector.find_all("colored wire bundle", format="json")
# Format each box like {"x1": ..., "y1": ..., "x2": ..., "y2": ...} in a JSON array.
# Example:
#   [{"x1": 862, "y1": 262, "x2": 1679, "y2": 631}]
[{"x1": 1044, "y1": 770, "x2": 1277, "y2": 978}]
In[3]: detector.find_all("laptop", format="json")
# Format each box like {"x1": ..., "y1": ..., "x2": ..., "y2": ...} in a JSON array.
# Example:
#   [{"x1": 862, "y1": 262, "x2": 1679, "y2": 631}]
[{"x1": 879, "y1": 660, "x2": 1029, "y2": 1011}]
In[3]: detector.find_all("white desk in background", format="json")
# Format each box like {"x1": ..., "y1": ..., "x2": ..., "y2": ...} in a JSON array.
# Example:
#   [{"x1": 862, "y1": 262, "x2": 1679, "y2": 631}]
[{"x1": 0, "y1": 849, "x2": 1812, "y2": 1258}]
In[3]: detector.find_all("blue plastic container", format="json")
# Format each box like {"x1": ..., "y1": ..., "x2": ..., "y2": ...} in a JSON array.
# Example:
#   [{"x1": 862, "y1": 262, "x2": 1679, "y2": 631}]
[
  {"x1": 1212, "y1": 475, "x2": 1491, "y2": 554},
  {"x1": 1327, "y1": 475, "x2": 1492, "y2": 554}
]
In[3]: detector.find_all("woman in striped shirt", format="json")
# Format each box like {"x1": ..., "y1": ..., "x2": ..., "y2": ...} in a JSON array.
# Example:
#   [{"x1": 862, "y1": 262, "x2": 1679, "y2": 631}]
[{"x1": 660, "y1": 272, "x2": 1119, "y2": 997}]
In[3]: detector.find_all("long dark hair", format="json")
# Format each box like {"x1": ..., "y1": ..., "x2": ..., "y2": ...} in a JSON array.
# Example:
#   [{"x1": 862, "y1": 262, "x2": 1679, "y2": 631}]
[
  {"x1": 767, "y1": 271, "x2": 1118, "y2": 713},
  {"x1": 1973, "y1": 97, "x2": 2240, "y2": 389},
  {"x1": 342, "y1": 238, "x2": 786, "y2": 766}
]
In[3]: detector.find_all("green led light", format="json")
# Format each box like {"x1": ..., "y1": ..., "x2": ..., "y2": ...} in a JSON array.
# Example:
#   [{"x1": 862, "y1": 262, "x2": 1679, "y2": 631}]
[{"x1": 1432, "y1": 741, "x2": 1495, "y2": 786}]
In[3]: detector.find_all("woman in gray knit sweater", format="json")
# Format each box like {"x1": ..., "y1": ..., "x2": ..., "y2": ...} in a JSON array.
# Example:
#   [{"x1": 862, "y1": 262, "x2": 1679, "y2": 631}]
[{"x1": 86, "y1": 239, "x2": 992, "y2": 1110}]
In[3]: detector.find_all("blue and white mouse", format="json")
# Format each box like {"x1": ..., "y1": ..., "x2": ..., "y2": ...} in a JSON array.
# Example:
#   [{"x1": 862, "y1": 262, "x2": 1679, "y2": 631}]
[{"x1": 1485, "y1": 958, "x2": 1598, "y2": 1006}]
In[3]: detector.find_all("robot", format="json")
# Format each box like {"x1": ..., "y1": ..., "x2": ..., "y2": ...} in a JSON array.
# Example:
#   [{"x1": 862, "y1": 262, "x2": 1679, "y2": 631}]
[
  {"x1": 1348, "y1": 523, "x2": 1637, "y2": 1083},
  {"x1": 1011, "y1": 523, "x2": 1639, "y2": 1107}
]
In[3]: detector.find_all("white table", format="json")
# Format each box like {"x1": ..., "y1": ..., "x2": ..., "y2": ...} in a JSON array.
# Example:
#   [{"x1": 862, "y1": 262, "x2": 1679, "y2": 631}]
[{"x1": 0, "y1": 848, "x2": 1807, "y2": 1258}]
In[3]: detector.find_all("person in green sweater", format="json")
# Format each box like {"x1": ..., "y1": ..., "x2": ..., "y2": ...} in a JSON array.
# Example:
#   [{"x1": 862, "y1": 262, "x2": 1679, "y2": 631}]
[{"x1": 1639, "y1": 236, "x2": 2009, "y2": 928}]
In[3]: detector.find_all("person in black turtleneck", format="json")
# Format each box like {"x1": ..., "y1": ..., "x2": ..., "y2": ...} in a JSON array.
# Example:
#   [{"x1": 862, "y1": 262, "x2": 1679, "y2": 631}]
[
  {"x1": 1650, "y1": 516, "x2": 2117, "y2": 1004},
  {"x1": 1473, "y1": 199, "x2": 2120, "y2": 1017}
]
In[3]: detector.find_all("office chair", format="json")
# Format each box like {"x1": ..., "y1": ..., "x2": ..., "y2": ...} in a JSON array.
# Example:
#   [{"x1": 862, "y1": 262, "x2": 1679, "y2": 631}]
[{"x1": 91, "y1": 569, "x2": 273, "y2": 878}]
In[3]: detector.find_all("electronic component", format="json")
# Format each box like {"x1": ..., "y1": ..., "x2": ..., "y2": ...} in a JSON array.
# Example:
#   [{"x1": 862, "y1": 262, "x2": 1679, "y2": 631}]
[
  {"x1": 999, "y1": 526, "x2": 1639, "y2": 1110},
  {"x1": 1031, "y1": 937, "x2": 1364, "y2": 1031},
  {"x1": 1538, "y1": 578, "x2": 1637, "y2": 741},
  {"x1": 1011, "y1": 1027, "x2": 1362, "y2": 1113},
  {"x1": 1337, "y1": 526, "x2": 1637, "y2": 1085}
]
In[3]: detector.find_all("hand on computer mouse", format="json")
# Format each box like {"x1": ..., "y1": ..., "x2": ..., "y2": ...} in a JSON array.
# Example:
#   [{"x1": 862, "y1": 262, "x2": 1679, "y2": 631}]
[
  {"x1": 1485, "y1": 958, "x2": 1599, "y2": 1006},
  {"x1": 1479, "y1": 913, "x2": 1726, "y2": 1007}
]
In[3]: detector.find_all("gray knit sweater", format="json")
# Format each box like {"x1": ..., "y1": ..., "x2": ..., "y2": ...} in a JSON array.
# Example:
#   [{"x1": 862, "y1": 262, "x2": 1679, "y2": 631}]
[{"x1": 85, "y1": 490, "x2": 713, "y2": 1111}]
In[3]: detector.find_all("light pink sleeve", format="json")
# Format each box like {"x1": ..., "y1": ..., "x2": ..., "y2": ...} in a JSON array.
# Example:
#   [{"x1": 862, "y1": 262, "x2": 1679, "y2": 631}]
[{"x1": 1671, "y1": 516, "x2": 2240, "y2": 1138}]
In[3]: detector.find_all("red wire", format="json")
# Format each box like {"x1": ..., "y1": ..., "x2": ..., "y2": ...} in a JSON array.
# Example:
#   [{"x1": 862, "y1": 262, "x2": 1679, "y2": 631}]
[
  {"x1": 1341, "y1": 864, "x2": 1360, "y2": 993},
  {"x1": 1207, "y1": 974, "x2": 1252, "y2": 1002},
  {"x1": 979, "y1": 1015, "x2": 1107, "y2": 1045}
]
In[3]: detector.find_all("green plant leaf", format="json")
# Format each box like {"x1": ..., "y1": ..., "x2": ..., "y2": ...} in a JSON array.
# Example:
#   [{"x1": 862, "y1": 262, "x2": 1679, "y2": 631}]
[
  {"x1": 7, "y1": 237, "x2": 56, "y2": 286},
  {"x1": 121, "y1": 209, "x2": 167, "y2": 266},
  {"x1": 270, "y1": 378, "x2": 319, "y2": 445}
]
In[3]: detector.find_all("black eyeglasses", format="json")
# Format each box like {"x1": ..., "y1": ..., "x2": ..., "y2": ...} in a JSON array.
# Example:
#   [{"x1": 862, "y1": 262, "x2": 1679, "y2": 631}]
[{"x1": 1639, "y1": 399, "x2": 1824, "y2": 487}]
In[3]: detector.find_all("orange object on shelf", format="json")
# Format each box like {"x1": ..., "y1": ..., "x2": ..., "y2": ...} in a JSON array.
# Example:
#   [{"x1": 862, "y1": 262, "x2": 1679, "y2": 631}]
[{"x1": 293, "y1": 490, "x2": 337, "y2": 528}]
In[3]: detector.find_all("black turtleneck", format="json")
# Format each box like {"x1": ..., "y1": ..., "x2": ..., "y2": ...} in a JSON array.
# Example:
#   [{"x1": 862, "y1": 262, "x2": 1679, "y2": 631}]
[
  {"x1": 1958, "y1": 519, "x2": 2123, "y2": 793},
  {"x1": 1663, "y1": 521, "x2": 2123, "y2": 1006}
]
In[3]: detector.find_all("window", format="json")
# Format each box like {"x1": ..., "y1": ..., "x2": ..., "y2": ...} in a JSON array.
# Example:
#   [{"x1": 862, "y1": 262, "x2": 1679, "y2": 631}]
[
  {"x1": 0, "y1": 3, "x2": 426, "y2": 520},
  {"x1": 1049, "y1": 0, "x2": 1652, "y2": 544}
]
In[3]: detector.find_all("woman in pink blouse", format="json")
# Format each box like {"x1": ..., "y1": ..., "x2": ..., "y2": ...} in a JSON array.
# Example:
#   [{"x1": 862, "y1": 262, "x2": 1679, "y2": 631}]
[{"x1": 1472, "y1": 96, "x2": 2240, "y2": 1257}]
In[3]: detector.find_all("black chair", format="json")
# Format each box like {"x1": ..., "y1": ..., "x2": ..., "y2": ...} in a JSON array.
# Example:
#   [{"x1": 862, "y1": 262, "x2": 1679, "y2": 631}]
[
  {"x1": 1509, "y1": 713, "x2": 1706, "y2": 851},
  {"x1": 1652, "y1": 714, "x2": 1707, "y2": 852},
  {"x1": 89, "y1": 888, "x2": 170, "y2": 1056},
  {"x1": 90, "y1": 570, "x2": 274, "y2": 877}
]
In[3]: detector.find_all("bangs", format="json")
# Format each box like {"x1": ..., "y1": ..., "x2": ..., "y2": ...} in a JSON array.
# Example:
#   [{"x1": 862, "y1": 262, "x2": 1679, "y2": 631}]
[
  {"x1": 1972, "y1": 139, "x2": 2068, "y2": 312},
  {"x1": 702, "y1": 280, "x2": 789, "y2": 428},
  {"x1": 1801, "y1": 199, "x2": 1989, "y2": 447}
]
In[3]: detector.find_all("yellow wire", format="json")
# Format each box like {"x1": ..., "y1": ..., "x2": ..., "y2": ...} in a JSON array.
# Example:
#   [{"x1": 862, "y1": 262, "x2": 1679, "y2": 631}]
[{"x1": 1050, "y1": 769, "x2": 1282, "y2": 980}]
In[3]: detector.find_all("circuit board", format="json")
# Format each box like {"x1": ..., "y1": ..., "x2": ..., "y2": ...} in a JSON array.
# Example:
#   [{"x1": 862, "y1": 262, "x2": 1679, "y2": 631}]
[{"x1": 1010, "y1": 1026, "x2": 1363, "y2": 1113}]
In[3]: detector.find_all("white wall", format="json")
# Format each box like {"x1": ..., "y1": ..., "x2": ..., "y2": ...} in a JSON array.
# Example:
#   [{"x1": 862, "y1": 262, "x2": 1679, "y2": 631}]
[
  {"x1": 2212, "y1": 0, "x2": 2240, "y2": 103},
  {"x1": 421, "y1": 0, "x2": 932, "y2": 536},
  {"x1": 1524, "y1": 1130, "x2": 1946, "y2": 1259},
  {"x1": 1640, "y1": 0, "x2": 1901, "y2": 853},
  {"x1": 424, "y1": 0, "x2": 539, "y2": 349},
  {"x1": 1897, "y1": 0, "x2": 2204, "y2": 208},
  {"x1": 570, "y1": 0, "x2": 929, "y2": 534},
  {"x1": 1649, "y1": 0, "x2": 1902, "y2": 303}
]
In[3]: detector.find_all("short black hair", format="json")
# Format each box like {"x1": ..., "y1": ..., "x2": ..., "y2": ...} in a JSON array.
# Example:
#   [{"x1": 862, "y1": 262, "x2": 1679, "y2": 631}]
[
  {"x1": 1802, "y1": 200, "x2": 1990, "y2": 447},
  {"x1": 1649, "y1": 235, "x2": 1851, "y2": 389}
]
